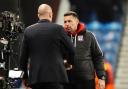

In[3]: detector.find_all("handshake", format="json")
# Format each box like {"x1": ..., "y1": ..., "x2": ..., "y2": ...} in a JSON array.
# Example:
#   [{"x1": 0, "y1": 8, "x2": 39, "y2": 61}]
[{"x1": 64, "y1": 60, "x2": 73, "y2": 70}]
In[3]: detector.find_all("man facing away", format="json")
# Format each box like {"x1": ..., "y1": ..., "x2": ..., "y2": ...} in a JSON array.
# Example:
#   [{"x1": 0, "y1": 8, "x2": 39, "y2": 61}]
[
  {"x1": 63, "y1": 11, "x2": 106, "y2": 89},
  {"x1": 19, "y1": 4, "x2": 75, "y2": 89}
]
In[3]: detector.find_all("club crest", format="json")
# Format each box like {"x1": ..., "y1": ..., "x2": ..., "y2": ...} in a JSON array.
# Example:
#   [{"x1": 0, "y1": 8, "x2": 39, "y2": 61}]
[{"x1": 78, "y1": 35, "x2": 84, "y2": 41}]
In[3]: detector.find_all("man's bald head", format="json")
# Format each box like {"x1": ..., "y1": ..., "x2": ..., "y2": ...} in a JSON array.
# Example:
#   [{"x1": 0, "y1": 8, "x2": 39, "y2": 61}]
[{"x1": 38, "y1": 4, "x2": 53, "y2": 21}]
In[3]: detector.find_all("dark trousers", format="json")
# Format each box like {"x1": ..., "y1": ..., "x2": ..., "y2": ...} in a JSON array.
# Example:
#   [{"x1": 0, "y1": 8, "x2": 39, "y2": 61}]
[
  {"x1": 30, "y1": 83, "x2": 64, "y2": 89},
  {"x1": 64, "y1": 79, "x2": 95, "y2": 89}
]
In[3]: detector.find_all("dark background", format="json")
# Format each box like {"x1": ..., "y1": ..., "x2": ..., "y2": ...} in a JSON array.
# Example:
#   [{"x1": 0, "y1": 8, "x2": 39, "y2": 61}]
[{"x1": 0, "y1": 0, "x2": 60, "y2": 70}]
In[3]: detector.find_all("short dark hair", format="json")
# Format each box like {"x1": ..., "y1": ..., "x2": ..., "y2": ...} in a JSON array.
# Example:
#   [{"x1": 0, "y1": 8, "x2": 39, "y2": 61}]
[{"x1": 64, "y1": 11, "x2": 79, "y2": 19}]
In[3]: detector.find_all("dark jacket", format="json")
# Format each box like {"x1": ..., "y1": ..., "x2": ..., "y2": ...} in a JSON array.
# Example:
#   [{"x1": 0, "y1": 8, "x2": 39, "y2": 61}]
[
  {"x1": 19, "y1": 19, "x2": 75, "y2": 85},
  {"x1": 65, "y1": 23, "x2": 105, "y2": 81}
]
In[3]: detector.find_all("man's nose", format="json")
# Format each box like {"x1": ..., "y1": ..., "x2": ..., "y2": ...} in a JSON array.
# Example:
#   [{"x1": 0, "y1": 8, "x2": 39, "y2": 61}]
[
  {"x1": 65, "y1": 25, "x2": 69, "y2": 28},
  {"x1": 65, "y1": 23, "x2": 69, "y2": 26}
]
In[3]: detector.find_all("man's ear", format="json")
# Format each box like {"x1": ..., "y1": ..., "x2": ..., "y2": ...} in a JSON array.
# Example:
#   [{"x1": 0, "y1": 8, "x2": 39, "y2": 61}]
[
  {"x1": 37, "y1": 14, "x2": 40, "y2": 18},
  {"x1": 49, "y1": 13, "x2": 52, "y2": 18},
  {"x1": 77, "y1": 19, "x2": 79, "y2": 24}
]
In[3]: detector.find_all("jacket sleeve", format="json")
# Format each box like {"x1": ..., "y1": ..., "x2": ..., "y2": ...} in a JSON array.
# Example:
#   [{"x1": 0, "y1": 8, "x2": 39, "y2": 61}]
[
  {"x1": 59, "y1": 26, "x2": 75, "y2": 64},
  {"x1": 90, "y1": 32, "x2": 106, "y2": 79},
  {"x1": 19, "y1": 30, "x2": 29, "y2": 80}
]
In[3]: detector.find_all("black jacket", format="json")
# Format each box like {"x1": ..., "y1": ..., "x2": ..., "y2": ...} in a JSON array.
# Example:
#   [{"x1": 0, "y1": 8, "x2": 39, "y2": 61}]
[
  {"x1": 19, "y1": 19, "x2": 75, "y2": 85},
  {"x1": 65, "y1": 23, "x2": 105, "y2": 81}
]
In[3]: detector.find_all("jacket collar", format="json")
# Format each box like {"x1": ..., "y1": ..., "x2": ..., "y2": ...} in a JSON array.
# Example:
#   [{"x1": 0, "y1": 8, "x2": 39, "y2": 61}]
[{"x1": 38, "y1": 19, "x2": 50, "y2": 23}]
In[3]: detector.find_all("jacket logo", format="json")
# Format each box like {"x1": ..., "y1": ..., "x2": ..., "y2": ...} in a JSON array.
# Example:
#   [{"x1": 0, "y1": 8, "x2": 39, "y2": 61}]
[{"x1": 78, "y1": 35, "x2": 84, "y2": 42}]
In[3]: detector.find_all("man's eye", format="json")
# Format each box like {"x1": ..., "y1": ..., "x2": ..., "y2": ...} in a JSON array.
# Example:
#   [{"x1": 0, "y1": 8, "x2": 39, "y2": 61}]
[
  {"x1": 68, "y1": 21, "x2": 71, "y2": 23},
  {"x1": 64, "y1": 20, "x2": 71, "y2": 23}
]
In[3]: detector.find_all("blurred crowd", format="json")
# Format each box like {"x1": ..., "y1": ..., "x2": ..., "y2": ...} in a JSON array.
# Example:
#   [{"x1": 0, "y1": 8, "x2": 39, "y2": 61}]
[{"x1": 68, "y1": 0, "x2": 123, "y2": 23}]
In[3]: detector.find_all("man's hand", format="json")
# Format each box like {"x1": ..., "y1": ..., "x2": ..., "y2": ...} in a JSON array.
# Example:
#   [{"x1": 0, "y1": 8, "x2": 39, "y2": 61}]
[
  {"x1": 98, "y1": 79, "x2": 105, "y2": 89},
  {"x1": 22, "y1": 80, "x2": 32, "y2": 89},
  {"x1": 64, "y1": 60, "x2": 73, "y2": 70},
  {"x1": 23, "y1": 79, "x2": 28, "y2": 87}
]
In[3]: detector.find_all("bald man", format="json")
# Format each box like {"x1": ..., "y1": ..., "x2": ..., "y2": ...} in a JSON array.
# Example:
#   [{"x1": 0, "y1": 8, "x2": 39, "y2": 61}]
[{"x1": 19, "y1": 4, "x2": 75, "y2": 89}]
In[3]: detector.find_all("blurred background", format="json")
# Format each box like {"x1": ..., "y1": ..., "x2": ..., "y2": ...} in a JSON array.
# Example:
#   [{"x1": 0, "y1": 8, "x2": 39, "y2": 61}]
[{"x1": 0, "y1": 0, "x2": 128, "y2": 89}]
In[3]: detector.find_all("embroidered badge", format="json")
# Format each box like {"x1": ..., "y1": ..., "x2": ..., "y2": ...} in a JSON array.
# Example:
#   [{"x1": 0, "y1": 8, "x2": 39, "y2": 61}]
[{"x1": 78, "y1": 35, "x2": 84, "y2": 42}]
